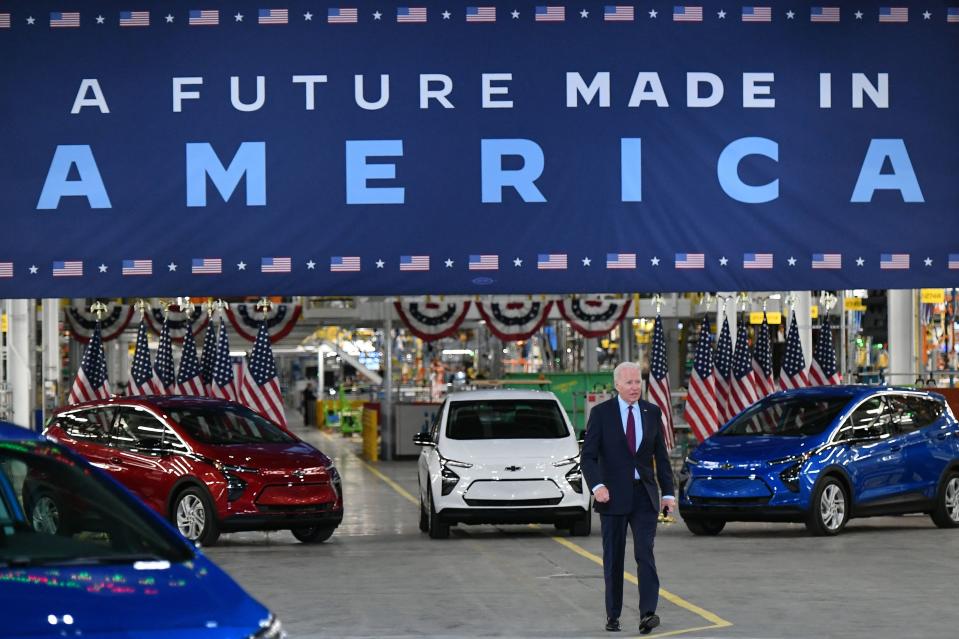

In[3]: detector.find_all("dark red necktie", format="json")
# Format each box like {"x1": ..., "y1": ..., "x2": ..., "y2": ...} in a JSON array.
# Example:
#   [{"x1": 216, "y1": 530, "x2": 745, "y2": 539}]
[{"x1": 626, "y1": 405, "x2": 636, "y2": 453}]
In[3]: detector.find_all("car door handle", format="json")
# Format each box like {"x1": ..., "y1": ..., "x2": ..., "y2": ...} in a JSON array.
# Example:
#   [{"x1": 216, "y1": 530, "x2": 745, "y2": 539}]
[{"x1": 111, "y1": 457, "x2": 124, "y2": 464}]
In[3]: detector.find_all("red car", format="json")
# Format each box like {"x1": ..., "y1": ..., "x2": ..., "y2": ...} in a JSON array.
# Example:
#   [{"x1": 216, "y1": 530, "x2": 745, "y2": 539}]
[{"x1": 45, "y1": 396, "x2": 343, "y2": 546}]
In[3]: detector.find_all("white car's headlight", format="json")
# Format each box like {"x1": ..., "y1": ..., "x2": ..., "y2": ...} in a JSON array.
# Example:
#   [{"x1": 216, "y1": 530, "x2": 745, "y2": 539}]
[{"x1": 553, "y1": 456, "x2": 579, "y2": 467}]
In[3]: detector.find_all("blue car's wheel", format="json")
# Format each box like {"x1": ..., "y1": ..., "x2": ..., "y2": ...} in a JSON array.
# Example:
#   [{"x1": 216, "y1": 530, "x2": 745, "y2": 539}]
[
  {"x1": 684, "y1": 518, "x2": 725, "y2": 536},
  {"x1": 930, "y1": 472, "x2": 959, "y2": 529},
  {"x1": 806, "y1": 477, "x2": 849, "y2": 536}
]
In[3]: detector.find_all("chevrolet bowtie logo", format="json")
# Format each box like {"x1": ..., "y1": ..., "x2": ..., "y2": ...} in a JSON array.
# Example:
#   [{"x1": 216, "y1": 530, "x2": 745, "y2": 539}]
[{"x1": 504, "y1": 465, "x2": 522, "y2": 472}]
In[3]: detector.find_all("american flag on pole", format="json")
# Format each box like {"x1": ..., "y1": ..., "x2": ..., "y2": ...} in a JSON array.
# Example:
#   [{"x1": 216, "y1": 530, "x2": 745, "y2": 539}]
[
  {"x1": 744, "y1": 253, "x2": 773, "y2": 269},
  {"x1": 810, "y1": 7, "x2": 840, "y2": 22},
  {"x1": 261, "y1": 257, "x2": 291, "y2": 273},
  {"x1": 258, "y1": 9, "x2": 288, "y2": 24},
  {"x1": 537, "y1": 254, "x2": 567, "y2": 270},
  {"x1": 469, "y1": 255, "x2": 499, "y2": 270},
  {"x1": 396, "y1": 7, "x2": 427, "y2": 22},
  {"x1": 780, "y1": 312, "x2": 808, "y2": 390},
  {"x1": 812, "y1": 253, "x2": 841, "y2": 269},
  {"x1": 729, "y1": 320, "x2": 757, "y2": 415},
  {"x1": 535, "y1": 6, "x2": 565, "y2": 21},
  {"x1": 675, "y1": 253, "x2": 704, "y2": 269},
  {"x1": 128, "y1": 319, "x2": 161, "y2": 396},
  {"x1": 122, "y1": 259, "x2": 152, "y2": 276},
  {"x1": 647, "y1": 315, "x2": 675, "y2": 450},
  {"x1": 673, "y1": 6, "x2": 703, "y2": 21},
  {"x1": 714, "y1": 314, "x2": 734, "y2": 423},
  {"x1": 949, "y1": 253, "x2": 959, "y2": 269},
  {"x1": 53, "y1": 261, "x2": 83, "y2": 277},
  {"x1": 752, "y1": 313, "x2": 776, "y2": 400},
  {"x1": 192, "y1": 258, "x2": 222, "y2": 274},
  {"x1": 199, "y1": 317, "x2": 217, "y2": 394},
  {"x1": 68, "y1": 322, "x2": 111, "y2": 404},
  {"x1": 880, "y1": 253, "x2": 909, "y2": 269},
  {"x1": 0, "y1": 262, "x2": 12, "y2": 278},
  {"x1": 189, "y1": 9, "x2": 219, "y2": 25},
  {"x1": 878, "y1": 7, "x2": 908, "y2": 22},
  {"x1": 809, "y1": 317, "x2": 842, "y2": 385},
  {"x1": 466, "y1": 6, "x2": 496, "y2": 22},
  {"x1": 177, "y1": 322, "x2": 205, "y2": 396},
  {"x1": 328, "y1": 7, "x2": 358, "y2": 23},
  {"x1": 240, "y1": 322, "x2": 287, "y2": 427},
  {"x1": 210, "y1": 318, "x2": 238, "y2": 401},
  {"x1": 684, "y1": 315, "x2": 719, "y2": 443},
  {"x1": 50, "y1": 12, "x2": 80, "y2": 27},
  {"x1": 119, "y1": 11, "x2": 150, "y2": 27},
  {"x1": 604, "y1": 6, "x2": 634, "y2": 21},
  {"x1": 330, "y1": 256, "x2": 360, "y2": 272},
  {"x1": 400, "y1": 255, "x2": 430, "y2": 271},
  {"x1": 741, "y1": 6, "x2": 771, "y2": 21},
  {"x1": 606, "y1": 253, "x2": 636, "y2": 269},
  {"x1": 154, "y1": 320, "x2": 176, "y2": 394}
]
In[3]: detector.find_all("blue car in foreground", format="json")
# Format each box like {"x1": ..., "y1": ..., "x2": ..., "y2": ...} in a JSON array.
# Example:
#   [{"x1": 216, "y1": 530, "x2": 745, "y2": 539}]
[
  {"x1": 679, "y1": 387, "x2": 959, "y2": 536},
  {"x1": 0, "y1": 421, "x2": 284, "y2": 638}
]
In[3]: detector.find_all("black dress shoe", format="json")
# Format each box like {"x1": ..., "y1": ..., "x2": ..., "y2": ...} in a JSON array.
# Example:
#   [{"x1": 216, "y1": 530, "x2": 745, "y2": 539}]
[
  {"x1": 639, "y1": 613, "x2": 660, "y2": 635},
  {"x1": 605, "y1": 617, "x2": 621, "y2": 631}
]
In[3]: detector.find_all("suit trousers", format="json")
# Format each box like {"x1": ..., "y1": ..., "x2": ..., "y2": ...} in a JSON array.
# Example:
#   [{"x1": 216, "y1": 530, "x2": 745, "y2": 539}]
[{"x1": 599, "y1": 481, "x2": 659, "y2": 619}]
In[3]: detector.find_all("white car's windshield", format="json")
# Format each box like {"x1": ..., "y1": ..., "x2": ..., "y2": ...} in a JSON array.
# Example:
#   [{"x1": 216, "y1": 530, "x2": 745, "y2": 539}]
[{"x1": 446, "y1": 400, "x2": 569, "y2": 439}]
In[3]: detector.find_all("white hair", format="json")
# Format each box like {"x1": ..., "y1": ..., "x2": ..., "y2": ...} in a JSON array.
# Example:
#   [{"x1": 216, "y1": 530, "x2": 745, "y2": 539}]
[{"x1": 613, "y1": 361, "x2": 641, "y2": 383}]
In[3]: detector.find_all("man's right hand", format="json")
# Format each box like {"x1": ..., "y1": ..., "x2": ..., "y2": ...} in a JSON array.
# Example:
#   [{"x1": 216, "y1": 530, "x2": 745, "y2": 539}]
[{"x1": 593, "y1": 486, "x2": 610, "y2": 503}]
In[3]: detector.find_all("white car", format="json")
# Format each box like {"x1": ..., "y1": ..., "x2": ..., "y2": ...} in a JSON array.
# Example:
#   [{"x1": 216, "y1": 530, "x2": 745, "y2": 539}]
[{"x1": 414, "y1": 390, "x2": 592, "y2": 539}]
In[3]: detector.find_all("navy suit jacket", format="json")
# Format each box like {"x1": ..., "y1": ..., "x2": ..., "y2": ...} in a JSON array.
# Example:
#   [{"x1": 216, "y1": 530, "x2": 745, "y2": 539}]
[{"x1": 581, "y1": 397, "x2": 675, "y2": 515}]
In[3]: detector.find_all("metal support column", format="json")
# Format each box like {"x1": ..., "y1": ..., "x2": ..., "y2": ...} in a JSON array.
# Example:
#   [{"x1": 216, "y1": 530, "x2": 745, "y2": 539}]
[
  {"x1": 794, "y1": 291, "x2": 813, "y2": 364},
  {"x1": 888, "y1": 289, "x2": 916, "y2": 385},
  {"x1": 382, "y1": 299, "x2": 394, "y2": 461},
  {"x1": 9, "y1": 299, "x2": 35, "y2": 429},
  {"x1": 42, "y1": 299, "x2": 60, "y2": 421}
]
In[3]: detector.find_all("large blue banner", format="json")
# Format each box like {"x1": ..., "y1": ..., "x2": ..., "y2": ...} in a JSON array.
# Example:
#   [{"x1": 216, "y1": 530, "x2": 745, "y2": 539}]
[{"x1": 1, "y1": 2, "x2": 957, "y2": 297}]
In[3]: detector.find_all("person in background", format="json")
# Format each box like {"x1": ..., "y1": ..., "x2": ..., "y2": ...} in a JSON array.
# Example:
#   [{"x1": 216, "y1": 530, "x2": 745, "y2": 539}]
[
  {"x1": 302, "y1": 382, "x2": 317, "y2": 427},
  {"x1": 581, "y1": 361, "x2": 675, "y2": 635}
]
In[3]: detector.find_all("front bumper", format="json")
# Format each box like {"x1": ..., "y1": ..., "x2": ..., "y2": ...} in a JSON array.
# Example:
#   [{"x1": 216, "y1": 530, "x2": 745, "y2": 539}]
[
  {"x1": 220, "y1": 508, "x2": 343, "y2": 532},
  {"x1": 438, "y1": 506, "x2": 589, "y2": 525}
]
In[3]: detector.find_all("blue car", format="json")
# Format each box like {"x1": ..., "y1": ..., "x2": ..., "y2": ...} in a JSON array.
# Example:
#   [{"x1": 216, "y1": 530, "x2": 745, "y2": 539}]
[
  {"x1": 0, "y1": 421, "x2": 285, "y2": 638},
  {"x1": 679, "y1": 387, "x2": 959, "y2": 536}
]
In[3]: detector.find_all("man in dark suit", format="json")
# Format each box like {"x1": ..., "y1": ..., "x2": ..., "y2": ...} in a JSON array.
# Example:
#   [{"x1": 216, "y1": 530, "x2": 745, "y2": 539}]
[{"x1": 581, "y1": 362, "x2": 675, "y2": 634}]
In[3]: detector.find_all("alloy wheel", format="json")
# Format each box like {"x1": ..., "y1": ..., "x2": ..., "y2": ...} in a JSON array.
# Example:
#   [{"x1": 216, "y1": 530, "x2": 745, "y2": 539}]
[
  {"x1": 176, "y1": 494, "x2": 207, "y2": 540},
  {"x1": 946, "y1": 478, "x2": 959, "y2": 523},
  {"x1": 32, "y1": 496, "x2": 60, "y2": 534},
  {"x1": 820, "y1": 484, "x2": 846, "y2": 531}
]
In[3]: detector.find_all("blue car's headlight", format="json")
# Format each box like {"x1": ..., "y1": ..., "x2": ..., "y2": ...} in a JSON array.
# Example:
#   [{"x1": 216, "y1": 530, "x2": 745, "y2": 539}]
[
  {"x1": 772, "y1": 453, "x2": 813, "y2": 492},
  {"x1": 768, "y1": 454, "x2": 806, "y2": 467}
]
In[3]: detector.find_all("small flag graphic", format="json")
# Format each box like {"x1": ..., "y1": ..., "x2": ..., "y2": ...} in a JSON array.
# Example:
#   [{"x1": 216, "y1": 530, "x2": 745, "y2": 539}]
[
  {"x1": 673, "y1": 6, "x2": 703, "y2": 22},
  {"x1": 880, "y1": 253, "x2": 909, "y2": 270},
  {"x1": 466, "y1": 6, "x2": 496, "y2": 22},
  {"x1": 878, "y1": 7, "x2": 908, "y2": 22},
  {"x1": 328, "y1": 7, "x2": 358, "y2": 23},
  {"x1": 122, "y1": 259, "x2": 153, "y2": 276},
  {"x1": 469, "y1": 255, "x2": 499, "y2": 271},
  {"x1": 400, "y1": 255, "x2": 430, "y2": 271},
  {"x1": 0, "y1": 13, "x2": 10, "y2": 29},
  {"x1": 812, "y1": 254, "x2": 841, "y2": 269},
  {"x1": 675, "y1": 253, "x2": 705, "y2": 269},
  {"x1": 192, "y1": 258, "x2": 222, "y2": 274},
  {"x1": 949, "y1": 254, "x2": 959, "y2": 269},
  {"x1": 537, "y1": 254, "x2": 568, "y2": 270},
  {"x1": 949, "y1": 8, "x2": 959, "y2": 23},
  {"x1": 189, "y1": 9, "x2": 219, "y2": 25},
  {"x1": 50, "y1": 12, "x2": 80, "y2": 28},
  {"x1": 331, "y1": 256, "x2": 361, "y2": 272},
  {"x1": 53, "y1": 260, "x2": 83, "y2": 277},
  {"x1": 606, "y1": 253, "x2": 636, "y2": 269},
  {"x1": 396, "y1": 7, "x2": 427, "y2": 22},
  {"x1": 261, "y1": 257, "x2": 292, "y2": 273},
  {"x1": 744, "y1": 253, "x2": 773, "y2": 269},
  {"x1": 741, "y1": 6, "x2": 771, "y2": 22},
  {"x1": 604, "y1": 6, "x2": 634, "y2": 21},
  {"x1": 119, "y1": 11, "x2": 150, "y2": 27},
  {"x1": 810, "y1": 7, "x2": 840, "y2": 22},
  {"x1": 258, "y1": 9, "x2": 288, "y2": 24},
  {"x1": 0, "y1": 262, "x2": 12, "y2": 278},
  {"x1": 535, "y1": 6, "x2": 566, "y2": 21}
]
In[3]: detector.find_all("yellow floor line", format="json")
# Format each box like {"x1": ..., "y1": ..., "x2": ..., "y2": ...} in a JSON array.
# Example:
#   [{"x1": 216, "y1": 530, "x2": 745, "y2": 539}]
[{"x1": 325, "y1": 431, "x2": 732, "y2": 636}]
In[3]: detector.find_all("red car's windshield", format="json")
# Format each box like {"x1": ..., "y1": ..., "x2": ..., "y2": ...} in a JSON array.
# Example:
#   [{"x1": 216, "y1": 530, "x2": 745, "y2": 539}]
[{"x1": 167, "y1": 406, "x2": 295, "y2": 445}]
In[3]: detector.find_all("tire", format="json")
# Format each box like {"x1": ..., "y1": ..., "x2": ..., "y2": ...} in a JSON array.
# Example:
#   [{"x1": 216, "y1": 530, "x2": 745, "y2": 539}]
[
  {"x1": 553, "y1": 520, "x2": 570, "y2": 531},
  {"x1": 684, "y1": 518, "x2": 726, "y2": 536},
  {"x1": 419, "y1": 495, "x2": 429, "y2": 533},
  {"x1": 569, "y1": 510, "x2": 592, "y2": 537},
  {"x1": 291, "y1": 525, "x2": 336, "y2": 544},
  {"x1": 427, "y1": 488, "x2": 450, "y2": 539},
  {"x1": 172, "y1": 486, "x2": 220, "y2": 546},
  {"x1": 29, "y1": 493, "x2": 67, "y2": 535},
  {"x1": 805, "y1": 476, "x2": 849, "y2": 536},
  {"x1": 930, "y1": 472, "x2": 959, "y2": 529}
]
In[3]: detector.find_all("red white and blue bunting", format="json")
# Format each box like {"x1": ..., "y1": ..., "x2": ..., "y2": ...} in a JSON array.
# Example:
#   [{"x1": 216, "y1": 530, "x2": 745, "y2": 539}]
[
  {"x1": 143, "y1": 303, "x2": 209, "y2": 344},
  {"x1": 226, "y1": 303, "x2": 302, "y2": 343},
  {"x1": 557, "y1": 297, "x2": 632, "y2": 338},
  {"x1": 64, "y1": 301, "x2": 134, "y2": 343},
  {"x1": 394, "y1": 298, "x2": 471, "y2": 342},
  {"x1": 476, "y1": 298, "x2": 553, "y2": 341}
]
